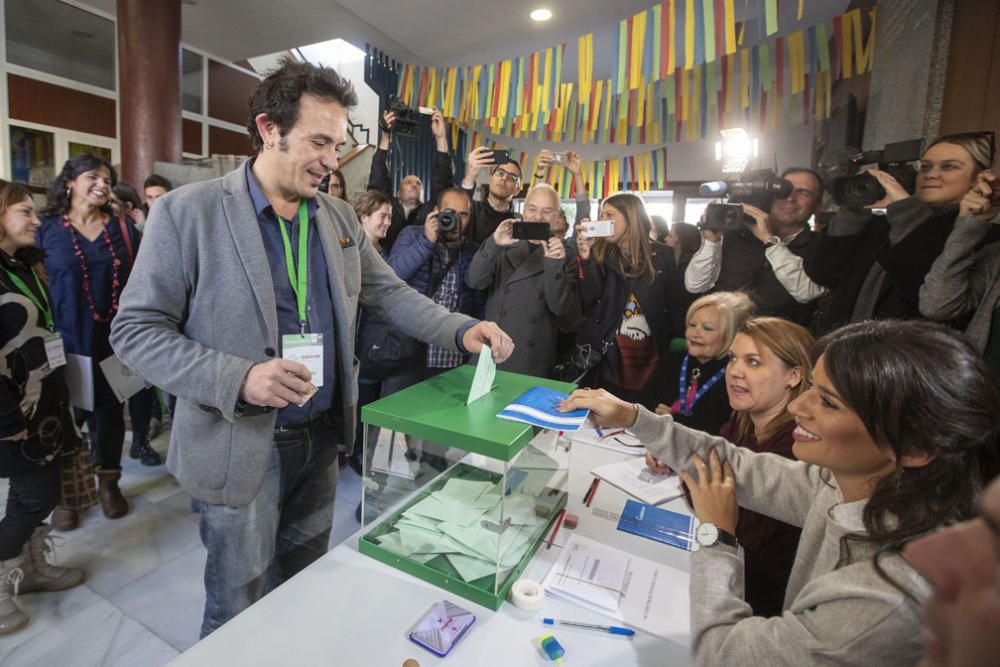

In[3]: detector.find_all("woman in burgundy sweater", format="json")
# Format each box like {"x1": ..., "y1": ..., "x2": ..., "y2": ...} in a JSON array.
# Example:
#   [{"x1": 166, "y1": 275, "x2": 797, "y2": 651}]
[
  {"x1": 719, "y1": 317, "x2": 814, "y2": 616},
  {"x1": 651, "y1": 316, "x2": 814, "y2": 616}
]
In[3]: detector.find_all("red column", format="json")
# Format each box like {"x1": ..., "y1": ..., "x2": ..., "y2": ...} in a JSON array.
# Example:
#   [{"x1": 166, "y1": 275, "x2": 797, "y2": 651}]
[{"x1": 116, "y1": 0, "x2": 182, "y2": 188}]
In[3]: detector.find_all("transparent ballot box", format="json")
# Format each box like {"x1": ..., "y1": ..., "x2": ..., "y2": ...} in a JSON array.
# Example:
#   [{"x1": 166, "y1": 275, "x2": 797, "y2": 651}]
[{"x1": 358, "y1": 365, "x2": 573, "y2": 610}]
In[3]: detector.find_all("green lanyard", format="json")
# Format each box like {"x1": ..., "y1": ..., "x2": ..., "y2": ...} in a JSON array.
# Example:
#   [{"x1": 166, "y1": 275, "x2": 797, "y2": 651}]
[
  {"x1": 2, "y1": 266, "x2": 54, "y2": 330},
  {"x1": 276, "y1": 199, "x2": 310, "y2": 334}
]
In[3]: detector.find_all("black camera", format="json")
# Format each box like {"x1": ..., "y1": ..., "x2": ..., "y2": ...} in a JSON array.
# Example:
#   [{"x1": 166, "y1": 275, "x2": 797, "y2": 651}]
[
  {"x1": 386, "y1": 96, "x2": 419, "y2": 139},
  {"x1": 832, "y1": 139, "x2": 924, "y2": 208},
  {"x1": 697, "y1": 169, "x2": 793, "y2": 232},
  {"x1": 437, "y1": 208, "x2": 461, "y2": 233}
]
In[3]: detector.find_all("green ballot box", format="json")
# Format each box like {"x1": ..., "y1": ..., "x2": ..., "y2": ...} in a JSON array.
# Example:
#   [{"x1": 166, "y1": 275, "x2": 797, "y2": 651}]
[{"x1": 358, "y1": 365, "x2": 573, "y2": 610}]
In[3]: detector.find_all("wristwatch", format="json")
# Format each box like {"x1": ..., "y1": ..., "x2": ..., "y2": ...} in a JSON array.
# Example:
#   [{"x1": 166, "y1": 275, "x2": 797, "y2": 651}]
[{"x1": 695, "y1": 522, "x2": 738, "y2": 548}]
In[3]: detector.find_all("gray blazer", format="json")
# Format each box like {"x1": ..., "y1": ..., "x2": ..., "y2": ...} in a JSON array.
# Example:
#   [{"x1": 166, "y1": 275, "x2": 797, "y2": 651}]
[
  {"x1": 111, "y1": 163, "x2": 473, "y2": 506},
  {"x1": 920, "y1": 216, "x2": 1000, "y2": 353},
  {"x1": 466, "y1": 238, "x2": 578, "y2": 377}
]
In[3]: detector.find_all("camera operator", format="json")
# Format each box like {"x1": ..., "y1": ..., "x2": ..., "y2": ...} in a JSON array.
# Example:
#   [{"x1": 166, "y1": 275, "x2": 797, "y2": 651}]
[
  {"x1": 466, "y1": 184, "x2": 580, "y2": 377},
  {"x1": 919, "y1": 165, "x2": 1000, "y2": 363},
  {"x1": 367, "y1": 108, "x2": 453, "y2": 250},
  {"x1": 807, "y1": 132, "x2": 996, "y2": 333},
  {"x1": 685, "y1": 168, "x2": 826, "y2": 326},
  {"x1": 461, "y1": 147, "x2": 523, "y2": 244},
  {"x1": 382, "y1": 187, "x2": 485, "y2": 395}
]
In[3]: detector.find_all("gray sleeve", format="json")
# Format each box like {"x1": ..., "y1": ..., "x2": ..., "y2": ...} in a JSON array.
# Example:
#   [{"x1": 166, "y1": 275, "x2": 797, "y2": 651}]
[
  {"x1": 574, "y1": 191, "x2": 591, "y2": 224},
  {"x1": 110, "y1": 205, "x2": 253, "y2": 423},
  {"x1": 630, "y1": 407, "x2": 819, "y2": 527},
  {"x1": 356, "y1": 225, "x2": 476, "y2": 352},
  {"x1": 465, "y1": 236, "x2": 503, "y2": 290},
  {"x1": 919, "y1": 217, "x2": 995, "y2": 321},
  {"x1": 688, "y1": 548, "x2": 924, "y2": 667},
  {"x1": 765, "y1": 244, "x2": 828, "y2": 303}
]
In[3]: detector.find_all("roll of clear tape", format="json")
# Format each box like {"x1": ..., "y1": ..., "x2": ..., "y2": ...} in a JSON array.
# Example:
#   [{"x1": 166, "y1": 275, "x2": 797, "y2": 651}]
[{"x1": 510, "y1": 578, "x2": 545, "y2": 611}]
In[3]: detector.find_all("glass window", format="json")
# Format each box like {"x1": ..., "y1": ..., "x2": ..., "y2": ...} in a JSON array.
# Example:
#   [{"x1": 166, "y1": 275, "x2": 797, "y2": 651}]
[
  {"x1": 9, "y1": 126, "x2": 55, "y2": 189},
  {"x1": 69, "y1": 141, "x2": 111, "y2": 162},
  {"x1": 684, "y1": 197, "x2": 717, "y2": 225},
  {"x1": 4, "y1": 0, "x2": 116, "y2": 90},
  {"x1": 182, "y1": 49, "x2": 204, "y2": 114}
]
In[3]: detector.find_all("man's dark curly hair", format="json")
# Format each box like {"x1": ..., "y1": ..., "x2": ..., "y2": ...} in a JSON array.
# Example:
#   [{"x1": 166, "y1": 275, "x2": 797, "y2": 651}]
[{"x1": 246, "y1": 56, "x2": 358, "y2": 152}]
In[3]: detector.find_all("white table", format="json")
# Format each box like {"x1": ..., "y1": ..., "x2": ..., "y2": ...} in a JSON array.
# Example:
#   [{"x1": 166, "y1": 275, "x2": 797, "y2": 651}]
[{"x1": 170, "y1": 432, "x2": 695, "y2": 667}]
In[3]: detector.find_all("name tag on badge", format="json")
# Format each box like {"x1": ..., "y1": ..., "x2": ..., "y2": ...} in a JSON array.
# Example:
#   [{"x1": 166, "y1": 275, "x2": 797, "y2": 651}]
[
  {"x1": 44, "y1": 333, "x2": 67, "y2": 369},
  {"x1": 282, "y1": 333, "x2": 324, "y2": 388}
]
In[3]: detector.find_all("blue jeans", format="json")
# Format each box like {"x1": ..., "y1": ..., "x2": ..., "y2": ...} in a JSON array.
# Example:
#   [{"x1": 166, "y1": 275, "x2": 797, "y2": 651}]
[{"x1": 198, "y1": 419, "x2": 338, "y2": 638}]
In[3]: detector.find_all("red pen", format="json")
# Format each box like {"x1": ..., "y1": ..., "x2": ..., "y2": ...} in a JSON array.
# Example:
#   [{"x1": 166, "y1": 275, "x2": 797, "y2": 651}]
[
  {"x1": 547, "y1": 509, "x2": 567, "y2": 549},
  {"x1": 585, "y1": 479, "x2": 601, "y2": 507}
]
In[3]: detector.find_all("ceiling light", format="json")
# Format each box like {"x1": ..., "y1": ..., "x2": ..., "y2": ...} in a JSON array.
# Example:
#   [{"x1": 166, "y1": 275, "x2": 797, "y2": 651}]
[{"x1": 530, "y1": 8, "x2": 553, "y2": 22}]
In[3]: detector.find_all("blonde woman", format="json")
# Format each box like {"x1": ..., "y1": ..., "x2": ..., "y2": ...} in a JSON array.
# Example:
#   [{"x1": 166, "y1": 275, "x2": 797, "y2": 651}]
[{"x1": 653, "y1": 291, "x2": 755, "y2": 435}]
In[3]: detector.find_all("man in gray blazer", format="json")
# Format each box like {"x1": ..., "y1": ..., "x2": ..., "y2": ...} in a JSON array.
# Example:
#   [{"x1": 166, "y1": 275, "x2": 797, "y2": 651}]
[{"x1": 110, "y1": 59, "x2": 512, "y2": 637}]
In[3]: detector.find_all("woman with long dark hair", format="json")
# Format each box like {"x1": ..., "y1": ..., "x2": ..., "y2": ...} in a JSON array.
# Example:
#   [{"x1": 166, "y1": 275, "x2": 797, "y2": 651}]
[
  {"x1": 561, "y1": 320, "x2": 999, "y2": 666},
  {"x1": 574, "y1": 192, "x2": 685, "y2": 406},
  {"x1": 0, "y1": 182, "x2": 85, "y2": 633},
  {"x1": 36, "y1": 154, "x2": 145, "y2": 526}
]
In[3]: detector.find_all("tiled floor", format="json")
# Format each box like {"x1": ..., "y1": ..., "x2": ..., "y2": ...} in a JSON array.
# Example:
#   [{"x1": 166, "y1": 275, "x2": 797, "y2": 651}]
[{"x1": 0, "y1": 428, "x2": 364, "y2": 666}]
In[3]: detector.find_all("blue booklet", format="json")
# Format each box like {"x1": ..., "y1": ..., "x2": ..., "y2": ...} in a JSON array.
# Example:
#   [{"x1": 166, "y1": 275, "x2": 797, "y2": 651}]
[
  {"x1": 496, "y1": 387, "x2": 589, "y2": 431},
  {"x1": 616, "y1": 499, "x2": 696, "y2": 551}
]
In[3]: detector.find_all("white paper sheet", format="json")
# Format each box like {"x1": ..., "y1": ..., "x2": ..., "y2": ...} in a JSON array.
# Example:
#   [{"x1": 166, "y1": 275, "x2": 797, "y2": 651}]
[
  {"x1": 98, "y1": 354, "x2": 147, "y2": 403},
  {"x1": 591, "y1": 456, "x2": 685, "y2": 506},
  {"x1": 466, "y1": 343, "x2": 496, "y2": 404},
  {"x1": 543, "y1": 534, "x2": 691, "y2": 644},
  {"x1": 65, "y1": 354, "x2": 94, "y2": 412}
]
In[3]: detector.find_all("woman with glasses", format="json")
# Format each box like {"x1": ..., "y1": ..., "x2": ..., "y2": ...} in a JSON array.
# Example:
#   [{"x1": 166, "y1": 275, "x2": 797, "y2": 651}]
[
  {"x1": 573, "y1": 192, "x2": 686, "y2": 406},
  {"x1": 919, "y1": 153, "x2": 1000, "y2": 374},
  {"x1": 807, "y1": 132, "x2": 996, "y2": 334}
]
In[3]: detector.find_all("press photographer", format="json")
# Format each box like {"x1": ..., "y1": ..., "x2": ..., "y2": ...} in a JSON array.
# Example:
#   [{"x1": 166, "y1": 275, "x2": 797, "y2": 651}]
[
  {"x1": 806, "y1": 132, "x2": 996, "y2": 333},
  {"x1": 466, "y1": 184, "x2": 579, "y2": 377},
  {"x1": 461, "y1": 146, "x2": 522, "y2": 243},
  {"x1": 685, "y1": 168, "x2": 826, "y2": 325},
  {"x1": 367, "y1": 103, "x2": 454, "y2": 250}
]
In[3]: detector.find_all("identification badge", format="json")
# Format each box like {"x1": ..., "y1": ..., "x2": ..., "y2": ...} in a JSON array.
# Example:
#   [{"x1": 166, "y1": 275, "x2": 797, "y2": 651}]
[
  {"x1": 44, "y1": 333, "x2": 67, "y2": 369},
  {"x1": 282, "y1": 333, "x2": 324, "y2": 387}
]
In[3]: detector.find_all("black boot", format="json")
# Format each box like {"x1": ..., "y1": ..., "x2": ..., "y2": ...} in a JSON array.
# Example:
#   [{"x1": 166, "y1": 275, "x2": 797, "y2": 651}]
[{"x1": 129, "y1": 434, "x2": 163, "y2": 467}]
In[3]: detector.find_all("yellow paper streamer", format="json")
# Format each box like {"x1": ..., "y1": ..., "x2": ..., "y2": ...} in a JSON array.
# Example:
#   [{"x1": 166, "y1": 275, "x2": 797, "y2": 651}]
[
  {"x1": 667, "y1": 0, "x2": 677, "y2": 72},
  {"x1": 724, "y1": 0, "x2": 737, "y2": 55}
]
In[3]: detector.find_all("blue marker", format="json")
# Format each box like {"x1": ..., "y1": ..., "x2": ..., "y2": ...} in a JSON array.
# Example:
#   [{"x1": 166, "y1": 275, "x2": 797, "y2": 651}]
[{"x1": 543, "y1": 618, "x2": 635, "y2": 636}]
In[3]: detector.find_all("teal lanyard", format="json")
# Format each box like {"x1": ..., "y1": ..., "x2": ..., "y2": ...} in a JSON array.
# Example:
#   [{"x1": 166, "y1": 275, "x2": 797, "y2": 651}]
[
  {"x1": 276, "y1": 199, "x2": 310, "y2": 334},
  {"x1": 2, "y1": 266, "x2": 54, "y2": 330}
]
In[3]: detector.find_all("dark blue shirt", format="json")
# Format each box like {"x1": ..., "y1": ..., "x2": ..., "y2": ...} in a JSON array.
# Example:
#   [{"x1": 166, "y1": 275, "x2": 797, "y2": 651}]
[
  {"x1": 38, "y1": 214, "x2": 140, "y2": 359},
  {"x1": 246, "y1": 163, "x2": 337, "y2": 427}
]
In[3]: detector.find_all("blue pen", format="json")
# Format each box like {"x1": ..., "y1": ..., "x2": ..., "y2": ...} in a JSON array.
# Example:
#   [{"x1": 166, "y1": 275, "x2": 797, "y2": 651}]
[
  {"x1": 594, "y1": 426, "x2": 606, "y2": 437},
  {"x1": 543, "y1": 618, "x2": 635, "y2": 636}
]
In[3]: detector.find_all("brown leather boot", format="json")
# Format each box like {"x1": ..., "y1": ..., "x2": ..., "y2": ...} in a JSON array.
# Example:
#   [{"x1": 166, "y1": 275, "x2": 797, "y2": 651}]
[
  {"x1": 50, "y1": 507, "x2": 79, "y2": 531},
  {"x1": 96, "y1": 469, "x2": 128, "y2": 519},
  {"x1": 19, "y1": 525, "x2": 84, "y2": 593}
]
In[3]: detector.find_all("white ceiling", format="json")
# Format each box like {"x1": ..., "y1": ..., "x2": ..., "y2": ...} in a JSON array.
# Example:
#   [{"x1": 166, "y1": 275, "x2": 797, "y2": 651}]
[{"x1": 71, "y1": 0, "x2": 849, "y2": 69}]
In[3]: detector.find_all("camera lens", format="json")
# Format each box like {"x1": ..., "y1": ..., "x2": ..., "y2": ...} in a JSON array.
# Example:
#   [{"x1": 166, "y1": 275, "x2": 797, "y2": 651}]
[{"x1": 438, "y1": 209, "x2": 458, "y2": 232}]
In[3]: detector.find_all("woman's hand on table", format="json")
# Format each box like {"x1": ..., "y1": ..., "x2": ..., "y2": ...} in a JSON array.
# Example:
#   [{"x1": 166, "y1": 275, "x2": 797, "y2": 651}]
[
  {"x1": 644, "y1": 450, "x2": 674, "y2": 475},
  {"x1": 680, "y1": 449, "x2": 738, "y2": 535},
  {"x1": 558, "y1": 388, "x2": 638, "y2": 427}
]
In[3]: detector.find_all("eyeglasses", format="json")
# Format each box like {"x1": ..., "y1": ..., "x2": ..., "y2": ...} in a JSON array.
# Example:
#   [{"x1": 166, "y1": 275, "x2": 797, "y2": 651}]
[{"x1": 493, "y1": 168, "x2": 521, "y2": 184}]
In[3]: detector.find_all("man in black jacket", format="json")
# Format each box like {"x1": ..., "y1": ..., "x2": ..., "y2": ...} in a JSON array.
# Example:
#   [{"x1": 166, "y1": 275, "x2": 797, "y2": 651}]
[
  {"x1": 684, "y1": 168, "x2": 826, "y2": 326},
  {"x1": 367, "y1": 108, "x2": 453, "y2": 250},
  {"x1": 460, "y1": 146, "x2": 522, "y2": 244}
]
